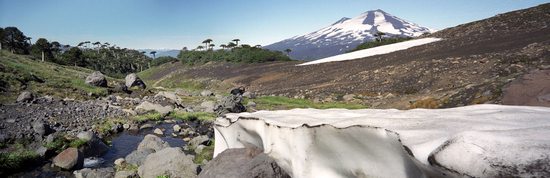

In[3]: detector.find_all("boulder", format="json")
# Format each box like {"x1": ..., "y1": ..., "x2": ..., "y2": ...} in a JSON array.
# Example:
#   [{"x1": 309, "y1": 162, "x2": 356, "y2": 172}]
[
  {"x1": 173, "y1": 125, "x2": 182, "y2": 132},
  {"x1": 246, "y1": 101, "x2": 257, "y2": 107},
  {"x1": 189, "y1": 135, "x2": 210, "y2": 150},
  {"x1": 153, "y1": 128, "x2": 163, "y2": 135},
  {"x1": 242, "y1": 91, "x2": 256, "y2": 99},
  {"x1": 53, "y1": 147, "x2": 84, "y2": 170},
  {"x1": 16, "y1": 91, "x2": 34, "y2": 103},
  {"x1": 137, "y1": 134, "x2": 170, "y2": 152},
  {"x1": 77, "y1": 131, "x2": 94, "y2": 141},
  {"x1": 155, "y1": 91, "x2": 182, "y2": 106},
  {"x1": 125, "y1": 73, "x2": 146, "y2": 89},
  {"x1": 214, "y1": 95, "x2": 246, "y2": 115},
  {"x1": 198, "y1": 148, "x2": 290, "y2": 178},
  {"x1": 135, "y1": 101, "x2": 173, "y2": 115},
  {"x1": 200, "y1": 101, "x2": 216, "y2": 113},
  {"x1": 85, "y1": 71, "x2": 108, "y2": 87},
  {"x1": 114, "y1": 158, "x2": 125, "y2": 166},
  {"x1": 32, "y1": 120, "x2": 52, "y2": 137},
  {"x1": 342, "y1": 94, "x2": 356, "y2": 101},
  {"x1": 138, "y1": 147, "x2": 197, "y2": 178},
  {"x1": 115, "y1": 170, "x2": 137, "y2": 178},
  {"x1": 79, "y1": 135, "x2": 110, "y2": 157},
  {"x1": 74, "y1": 167, "x2": 115, "y2": 178},
  {"x1": 200, "y1": 90, "x2": 214, "y2": 96},
  {"x1": 125, "y1": 149, "x2": 154, "y2": 166}
]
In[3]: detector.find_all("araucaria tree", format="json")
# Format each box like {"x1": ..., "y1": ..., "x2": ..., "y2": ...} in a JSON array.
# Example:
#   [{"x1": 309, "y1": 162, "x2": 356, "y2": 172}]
[
  {"x1": 34, "y1": 38, "x2": 51, "y2": 62},
  {"x1": 202, "y1": 39, "x2": 213, "y2": 50},
  {"x1": 150, "y1": 51, "x2": 157, "y2": 58},
  {"x1": 284, "y1": 48, "x2": 292, "y2": 56},
  {"x1": 232, "y1": 39, "x2": 240, "y2": 46},
  {"x1": 374, "y1": 31, "x2": 386, "y2": 42}
]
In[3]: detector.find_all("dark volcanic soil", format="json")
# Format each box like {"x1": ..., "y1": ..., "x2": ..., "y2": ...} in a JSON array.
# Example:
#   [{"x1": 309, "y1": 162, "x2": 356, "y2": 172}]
[{"x1": 154, "y1": 4, "x2": 550, "y2": 108}]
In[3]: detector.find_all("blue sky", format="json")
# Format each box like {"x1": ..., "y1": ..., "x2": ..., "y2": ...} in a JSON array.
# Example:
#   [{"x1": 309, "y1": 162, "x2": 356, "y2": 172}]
[{"x1": 0, "y1": 0, "x2": 547, "y2": 49}]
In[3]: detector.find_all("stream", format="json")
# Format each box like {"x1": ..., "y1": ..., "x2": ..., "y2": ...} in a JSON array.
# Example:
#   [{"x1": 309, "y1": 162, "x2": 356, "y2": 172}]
[{"x1": 9, "y1": 122, "x2": 195, "y2": 178}]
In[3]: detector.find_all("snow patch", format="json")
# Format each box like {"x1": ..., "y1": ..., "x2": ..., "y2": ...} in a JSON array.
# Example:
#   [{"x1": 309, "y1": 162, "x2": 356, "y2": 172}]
[
  {"x1": 297, "y1": 37, "x2": 442, "y2": 66},
  {"x1": 214, "y1": 104, "x2": 550, "y2": 177}
]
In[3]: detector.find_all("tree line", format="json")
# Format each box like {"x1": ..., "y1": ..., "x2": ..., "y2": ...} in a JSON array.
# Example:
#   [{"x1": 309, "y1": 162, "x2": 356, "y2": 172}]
[
  {"x1": 177, "y1": 38, "x2": 291, "y2": 64},
  {"x1": 0, "y1": 26, "x2": 151, "y2": 78}
]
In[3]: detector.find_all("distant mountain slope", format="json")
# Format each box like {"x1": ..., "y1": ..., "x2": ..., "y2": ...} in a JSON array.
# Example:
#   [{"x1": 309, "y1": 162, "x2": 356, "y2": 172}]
[
  {"x1": 265, "y1": 9, "x2": 434, "y2": 60},
  {"x1": 142, "y1": 3, "x2": 550, "y2": 109}
]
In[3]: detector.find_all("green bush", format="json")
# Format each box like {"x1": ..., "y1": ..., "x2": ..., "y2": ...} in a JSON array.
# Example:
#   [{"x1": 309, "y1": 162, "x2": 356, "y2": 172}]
[{"x1": 178, "y1": 47, "x2": 291, "y2": 64}]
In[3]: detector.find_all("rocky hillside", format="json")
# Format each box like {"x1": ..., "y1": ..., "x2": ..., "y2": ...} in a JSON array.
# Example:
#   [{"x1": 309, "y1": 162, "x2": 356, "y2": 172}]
[{"x1": 145, "y1": 3, "x2": 550, "y2": 109}]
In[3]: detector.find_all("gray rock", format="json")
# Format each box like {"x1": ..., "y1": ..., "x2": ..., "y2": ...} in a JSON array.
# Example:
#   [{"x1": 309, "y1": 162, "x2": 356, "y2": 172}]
[
  {"x1": 114, "y1": 158, "x2": 125, "y2": 166},
  {"x1": 173, "y1": 125, "x2": 182, "y2": 132},
  {"x1": 153, "y1": 128, "x2": 163, "y2": 135},
  {"x1": 138, "y1": 147, "x2": 197, "y2": 178},
  {"x1": 53, "y1": 147, "x2": 84, "y2": 170},
  {"x1": 125, "y1": 148, "x2": 154, "y2": 166},
  {"x1": 79, "y1": 136, "x2": 109, "y2": 157},
  {"x1": 32, "y1": 120, "x2": 51, "y2": 137},
  {"x1": 242, "y1": 91, "x2": 256, "y2": 99},
  {"x1": 198, "y1": 148, "x2": 290, "y2": 178},
  {"x1": 17, "y1": 91, "x2": 34, "y2": 103},
  {"x1": 343, "y1": 94, "x2": 356, "y2": 101},
  {"x1": 135, "y1": 101, "x2": 173, "y2": 115},
  {"x1": 74, "y1": 167, "x2": 115, "y2": 178},
  {"x1": 137, "y1": 134, "x2": 170, "y2": 152},
  {"x1": 214, "y1": 95, "x2": 246, "y2": 115},
  {"x1": 125, "y1": 73, "x2": 146, "y2": 89},
  {"x1": 189, "y1": 135, "x2": 210, "y2": 150},
  {"x1": 201, "y1": 90, "x2": 214, "y2": 96},
  {"x1": 195, "y1": 145, "x2": 206, "y2": 154},
  {"x1": 115, "y1": 170, "x2": 137, "y2": 178},
  {"x1": 85, "y1": 71, "x2": 108, "y2": 87},
  {"x1": 200, "y1": 101, "x2": 216, "y2": 113},
  {"x1": 139, "y1": 123, "x2": 154, "y2": 130},
  {"x1": 247, "y1": 101, "x2": 257, "y2": 107},
  {"x1": 77, "y1": 131, "x2": 94, "y2": 142}
]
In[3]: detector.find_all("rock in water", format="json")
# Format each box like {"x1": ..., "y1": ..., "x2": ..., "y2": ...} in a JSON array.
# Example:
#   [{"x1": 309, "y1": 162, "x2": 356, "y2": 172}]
[
  {"x1": 153, "y1": 128, "x2": 163, "y2": 135},
  {"x1": 16, "y1": 91, "x2": 34, "y2": 103},
  {"x1": 138, "y1": 147, "x2": 197, "y2": 178},
  {"x1": 53, "y1": 147, "x2": 84, "y2": 170},
  {"x1": 188, "y1": 135, "x2": 210, "y2": 150},
  {"x1": 173, "y1": 125, "x2": 182, "y2": 132},
  {"x1": 125, "y1": 73, "x2": 146, "y2": 89},
  {"x1": 125, "y1": 149, "x2": 154, "y2": 166},
  {"x1": 85, "y1": 71, "x2": 108, "y2": 87},
  {"x1": 199, "y1": 148, "x2": 290, "y2": 178},
  {"x1": 74, "y1": 167, "x2": 115, "y2": 178},
  {"x1": 137, "y1": 134, "x2": 170, "y2": 152}
]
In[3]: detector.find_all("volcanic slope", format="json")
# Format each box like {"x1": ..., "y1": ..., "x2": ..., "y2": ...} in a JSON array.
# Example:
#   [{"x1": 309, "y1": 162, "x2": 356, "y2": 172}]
[{"x1": 142, "y1": 3, "x2": 550, "y2": 109}]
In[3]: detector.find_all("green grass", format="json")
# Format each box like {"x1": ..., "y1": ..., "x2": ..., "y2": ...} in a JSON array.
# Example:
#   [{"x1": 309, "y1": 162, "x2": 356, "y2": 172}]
[
  {"x1": 156, "y1": 175, "x2": 170, "y2": 178},
  {"x1": 96, "y1": 117, "x2": 128, "y2": 135},
  {"x1": 134, "y1": 112, "x2": 164, "y2": 122},
  {"x1": 248, "y1": 96, "x2": 368, "y2": 110},
  {"x1": 115, "y1": 162, "x2": 138, "y2": 172},
  {"x1": 69, "y1": 139, "x2": 88, "y2": 148},
  {"x1": 193, "y1": 143, "x2": 215, "y2": 164},
  {"x1": 169, "y1": 111, "x2": 216, "y2": 121},
  {"x1": 43, "y1": 136, "x2": 69, "y2": 153},
  {"x1": 156, "y1": 77, "x2": 206, "y2": 92},
  {"x1": 0, "y1": 50, "x2": 115, "y2": 103},
  {"x1": 0, "y1": 144, "x2": 40, "y2": 171}
]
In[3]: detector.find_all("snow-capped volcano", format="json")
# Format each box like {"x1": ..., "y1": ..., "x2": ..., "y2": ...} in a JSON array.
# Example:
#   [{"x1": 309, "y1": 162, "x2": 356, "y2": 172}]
[{"x1": 265, "y1": 9, "x2": 435, "y2": 60}]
